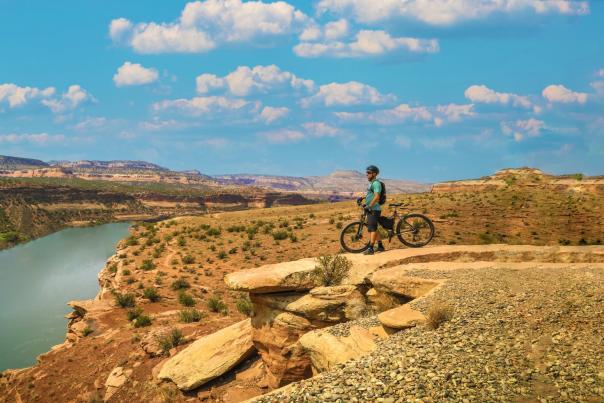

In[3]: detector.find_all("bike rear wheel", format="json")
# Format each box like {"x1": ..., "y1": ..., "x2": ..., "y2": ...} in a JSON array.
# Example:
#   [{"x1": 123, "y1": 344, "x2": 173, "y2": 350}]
[
  {"x1": 396, "y1": 213, "x2": 434, "y2": 248},
  {"x1": 340, "y1": 221, "x2": 371, "y2": 253}
]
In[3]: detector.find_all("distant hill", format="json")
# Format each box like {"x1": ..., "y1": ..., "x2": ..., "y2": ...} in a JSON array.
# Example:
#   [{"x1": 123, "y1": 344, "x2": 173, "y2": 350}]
[
  {"x1": 0, "y1": 155, "x2": 49, "y2": 170},
  {"x1": 214, "y1": 170, "x2": 431, "y2": 195},
  {"x1": 1, "y1": 155, "x2": 429, "y2": 196}
]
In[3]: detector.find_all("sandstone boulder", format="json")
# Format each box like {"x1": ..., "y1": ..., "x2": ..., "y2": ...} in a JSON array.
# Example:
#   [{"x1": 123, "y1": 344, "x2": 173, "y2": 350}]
[
  {"x1": 370, "y1": 269, "x2": 440, "y2": 299},
  {"x1": 286, "y1": 285, "x2": 366, "y2": 322},
  {"x1": 158, "y1": 319, "x2": 255, "y2": 391},
  {"x1": 299, "y1": 325, "x2": 388, "y2": 374},
  {"x1": 224, "y1": 258, "x2": 318, "y2": 293},
  {"x1": 378, "y1": 304, "x2": 426, "y2": 329}
]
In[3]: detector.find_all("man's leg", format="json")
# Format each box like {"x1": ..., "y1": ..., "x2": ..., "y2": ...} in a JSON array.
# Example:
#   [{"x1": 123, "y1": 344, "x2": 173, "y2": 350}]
[{"x1": 364, "y1": 211, "x2": 378, "y2": 255}]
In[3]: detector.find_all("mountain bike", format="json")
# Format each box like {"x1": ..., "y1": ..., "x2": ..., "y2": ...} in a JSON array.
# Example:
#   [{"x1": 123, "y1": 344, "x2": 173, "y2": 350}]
[{"x1": 339, "y1": 200, "x2": 435, "y2": 253}]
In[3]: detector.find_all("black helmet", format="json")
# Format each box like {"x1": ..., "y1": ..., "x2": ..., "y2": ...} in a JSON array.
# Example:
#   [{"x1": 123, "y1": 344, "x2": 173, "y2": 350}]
[{"x1": 366, "y1": 165, "x2": 379, "y2": 174}]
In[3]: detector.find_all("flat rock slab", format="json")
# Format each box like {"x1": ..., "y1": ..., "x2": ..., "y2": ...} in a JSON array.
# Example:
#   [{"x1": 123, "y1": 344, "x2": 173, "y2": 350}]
[
  {"x1": 158, "y1": 319, "x2": 255, "y2": 391},
  {"x1": 299, "y1": 325, "x2": 388, "y2": 374},
  {"x1": 370, "y1": 270, "x2": 441, "y2": 299},
  {"x1": 225, "y1": 259, "x2": 318, "y2": 293},
  {"x1": 378, "y1": 304, "x2": 426, "y2": 329}
]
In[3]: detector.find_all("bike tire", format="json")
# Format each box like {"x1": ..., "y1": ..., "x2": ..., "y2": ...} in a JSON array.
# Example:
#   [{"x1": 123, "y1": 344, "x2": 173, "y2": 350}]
[
  {"x1": 396, "y1": 213, "x2": 435, "y2": 248},
  {"x1": 339, "y1": 221, "x2": 370, "y2": 253}
]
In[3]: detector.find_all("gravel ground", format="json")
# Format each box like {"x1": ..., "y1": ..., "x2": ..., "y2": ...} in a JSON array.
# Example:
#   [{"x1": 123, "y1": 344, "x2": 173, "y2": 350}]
[{"x1": 258, "y1": 266, "x2": 604, "y2": 402}]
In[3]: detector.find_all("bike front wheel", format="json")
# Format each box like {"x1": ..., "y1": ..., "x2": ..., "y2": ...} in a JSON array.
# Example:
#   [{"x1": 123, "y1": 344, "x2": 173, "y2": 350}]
[
  {"x1": 396, "y1": 213, "x2": 434, "y2": 248},
  {"x1": 340, "y1": 221, "x2": 371, "y2": 253}
]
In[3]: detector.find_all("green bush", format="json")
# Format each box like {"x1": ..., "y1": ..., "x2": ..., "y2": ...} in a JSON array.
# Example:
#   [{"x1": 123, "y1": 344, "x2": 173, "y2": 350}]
[
  {"x1": 141, "y1": 259, "x2": 155, "y2": 271},
  {"x1": 206, "y1": 227, "x2": 221, "y2": 237},
  {"x1": 272, "y1": 230, "x2": 288, "y2": 240},
  {"x1": 313, "y1": 255, "x2": 352, "y2": 286},
  {"x1": 114, "y1": 292, "x2": 136, "y2": 308},
  {"x1": 178, "y1": 291, "x2": 196, "y2": 307},
  {"x1": 207, "y1": 296, "x2": 227, "y2": 313},
  {"x1": 143, "y1": 287, "x2": 160, "y2": 302},
  {"x1": 133, "y1": 314, "x2": 152, "y2": 328},
  {"x1": 171, "y1": 278, "x2": 190, "y2": 290},
  {"x1": 179, "y1": 308, "x2": 203, "y2": 323},
  {"x1": 108, "y1": 263, "x2": 118, "y2": 274},
  {"x1": 236, "y1": 296, "x2": 253, "y2": 317},
  {"x1": 82, "y1": 326, "x2": 94, "y2": 337},
  {"x1": 182, "y1": 255, "x2": 195, "y2": 264},
  {"x1": 177, "y1": 236, "x2": 186, "y2": 247},
  {"x1": 122, "y1": 269, "x2": 131, "y2": 276},
  {"x1": 217, "y1": 251, "x2": 227, "y2": 259},
  {"x1": 157, "y1": 328, "x2": 184, "y2": 354},
  {"x1": 126, "y1": 306, "x2": 143, "y2": 321}
]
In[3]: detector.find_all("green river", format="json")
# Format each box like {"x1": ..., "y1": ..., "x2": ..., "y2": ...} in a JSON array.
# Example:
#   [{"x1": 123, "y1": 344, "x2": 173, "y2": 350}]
[{"x1": 0, "y1": 223, "x2": 131, "y2": 371}]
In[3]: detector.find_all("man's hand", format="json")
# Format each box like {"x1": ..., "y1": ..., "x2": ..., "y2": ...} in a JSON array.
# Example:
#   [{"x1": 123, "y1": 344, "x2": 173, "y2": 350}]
[
  {"x1": 362, "y1": 204, "x2": 371, "y2": 214},
  {"x1": 356, "y1": 197, "x2": 363, "y2": 205}
]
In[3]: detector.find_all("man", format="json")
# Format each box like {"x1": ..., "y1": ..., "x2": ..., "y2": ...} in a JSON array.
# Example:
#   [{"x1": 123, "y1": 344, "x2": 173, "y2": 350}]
[{"x1": 360, "y1": 165, "x2": 385, "y2": 255}]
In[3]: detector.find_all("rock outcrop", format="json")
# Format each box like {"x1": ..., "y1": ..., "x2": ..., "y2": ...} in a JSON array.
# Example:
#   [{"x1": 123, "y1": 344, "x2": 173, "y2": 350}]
[{"x1": 158, "y1": 319, "x2": 255, "y2": 391}]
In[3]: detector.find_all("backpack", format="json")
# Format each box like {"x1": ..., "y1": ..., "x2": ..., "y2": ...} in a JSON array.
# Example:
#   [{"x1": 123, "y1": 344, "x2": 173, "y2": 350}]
[
  {"x1": 378, "y1": 180, "x2": 387, "y2": 205},
  {"x1": 369, "y1": 180, "x2": 387, "y2": 205}
]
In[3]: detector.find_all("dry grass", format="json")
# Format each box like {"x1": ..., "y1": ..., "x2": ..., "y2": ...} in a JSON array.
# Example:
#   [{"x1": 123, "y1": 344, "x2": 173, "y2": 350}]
[
  {"x1": 426, "y1": 301, "x2": 454, "y2": 329},
  {"x1": 313, "y1": 254, "x2": 352, "y2": 286}
]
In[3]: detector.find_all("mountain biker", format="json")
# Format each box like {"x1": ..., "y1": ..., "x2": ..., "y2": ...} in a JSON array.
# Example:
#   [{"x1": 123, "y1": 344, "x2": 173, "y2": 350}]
[{"x1": 358, "y1": 165, "x2": 385, "y2": 255}]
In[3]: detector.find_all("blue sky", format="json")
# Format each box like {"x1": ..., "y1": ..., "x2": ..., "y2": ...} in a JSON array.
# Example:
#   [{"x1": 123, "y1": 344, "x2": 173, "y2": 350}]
[{"x1": 0, "y1": 0, "x2": 602, "y2": 182}]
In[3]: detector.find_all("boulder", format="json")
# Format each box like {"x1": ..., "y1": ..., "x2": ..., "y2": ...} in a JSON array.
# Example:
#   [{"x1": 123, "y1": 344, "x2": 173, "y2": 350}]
[
  {"x1": 378, "y1": 304, "x2": 426, "y2": 329},
  {"x1": 224, "y1": 258, "x2": 318, "y2": 293},
  {"x1": 370, "y1": 269, "x2": 441, "y2": 299},
  {"x1": 286, "y1": 285, "x2": 366, "y2": 322},
  {"x1": 158, "y1": 319, "x2": 255, "y2": 391},
  {"x1": 104, "y1": 366, "x2": 132, "y2": 401},
  {"x1": 299, "y1": 325, "x2": 388, "y2": 374}
]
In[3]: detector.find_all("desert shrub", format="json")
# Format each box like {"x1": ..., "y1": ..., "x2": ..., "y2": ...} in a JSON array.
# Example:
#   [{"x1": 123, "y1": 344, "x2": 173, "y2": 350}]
[
  {"x1": 570, "y1": 173, "x2": 584, "y2": 181},
  {"x1": 182, "y1": 255, "x2": 195, "y2": 264},
  {"x1": 133, "y1": 314, "x2": 152, "y2": 328},
  {"x1": 227, "y1": 225, "x2": 246, "y2": 232},
  {"x1": 82, "y1": 326, "x2": 94, "y2": 337},
  {"x1": 140, "y1": 259, "x2": 155, "y2": 271},
  {"x1": 179, "y1": 308, "x2": 203, "y2": 323},
  {"x1": 309, "y1": 213, "x2": 315, "y2": 218},
  {"x1": 178, "y1": 291, "x2": 196, "y2": 307},
  {"x1": 228, "y1": 247, "x2": 238, "y2": 254},
  {"x1": 125, "y1": 236, "x2": 138, "y2": 246},
  {"x1": 329, "y1": 217, "x2": 335, "y2": 224},
  {"x1": 143, "y1": 287, "x2": 160, "y2": 302},
  {"x1": 289, "y1": 233, "x2": 298, "y2": 243},
  {"x1": 171, "y1": 278, "x2": 190, "y2": 290},
  {"x1": 217, "y1": 251, "x2": 227, "y2": 259},
  {"x1": 114, "y1": 292, "x2": 136, "y2": 308},
  {"x1": 206, "y1": 227, "x2": 221, "y2": 237},
  {"x1": 236, "y1": 296, "x2": 253, "y2": 317},
  {"x1": 313, "y1": 254, "x2": 352, "y2": 286},
  {"x1": 272, "y1": 230, "x2": 288, "y2": 240},
  {"x1": 126, "y1": 306, "x2": 143, "y2": 321},
  {"x1": 118, "y1": 253, "x2": 127, "y2": 259},
  {"x1": 207, "y1": 296, "x2": 227, "y2": 313},
  {"x1": 157, "y1": 328, "x2": 184, "y2": 354},
  {"x1": 335, "y1": 222, "x2": 343, "y2": 229},
  {"x1": 426, "y1": 301, "x2": 454, "y2": 329}
]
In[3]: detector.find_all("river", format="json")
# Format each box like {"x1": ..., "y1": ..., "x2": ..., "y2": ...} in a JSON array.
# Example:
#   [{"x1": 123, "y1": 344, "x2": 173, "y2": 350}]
[{"x1": 0, "y1": 222, "x2": 131, "y2": 371}]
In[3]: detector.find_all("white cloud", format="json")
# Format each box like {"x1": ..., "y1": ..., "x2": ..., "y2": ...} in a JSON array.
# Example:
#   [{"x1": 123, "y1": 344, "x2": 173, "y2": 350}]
[
  {"x1": 394, "y1": 136, "x2": 411, "y2": 148},
  {"x1": 0, "y1": 132, "x2": 66, "y2": 145},
  {"x1": 139, "y1": 118, "x2": 193, "y2": 131},
  {"x1": 261, "y1": 129, "x2": 305, "y2": 143},
  {"x1": 436, "y1": 103, "x2": 474, "y2": 123},
  {"x1": 590, "y1": 81, "x2": 604, "y2": 97},
  {"x1": 41, "y1": 85, "x2": 92, "y2": 114},
  {"x1": 598, "y1": 69, "x2": 604, "y2": 77},
  {"x1": 196, "y1": 65, "x2": 314, "y2": 97},
  {"x1": 0, "y1": 83, "x2": 55, "y2": 108},
  {"x1": 110, "y1": 0, "x2": 308, "y2": 54},
  {"x1": 260, "y1": 106, "x2": 290, "y2": 123},
  {"x1": 73, "y1": 117, "x2": 108, "y2": 131},
  {"x1": 542, "y1": 84, "x2": 588, "y2": 104},
  {"x1": 501, "y1": 118, "x2": 545, "y2": 141},
  {"x1": 152, "y1": 96, "x2": 250, "y2": 116},
  {"x1": 316, "y1": 0, "x2": 589, "y2": 26},
  {"x1": 302, "y1": 122, "x2": 341, "y2": 137},
  {"x1": 301, "y1": 81, "x2": 395, "y2": 107},
  {"x1": 336, "y1": 103, "x2": 432, "y2": 125},
  {"x1": 295, "y1": 29, "x2": 438, "y2": 58},
  {"x1": 113, "y1": 62, "x2": 159, "y2": 87},
  {"x1": 464, "y1": 85, "x2": 532, "y2": 108}
]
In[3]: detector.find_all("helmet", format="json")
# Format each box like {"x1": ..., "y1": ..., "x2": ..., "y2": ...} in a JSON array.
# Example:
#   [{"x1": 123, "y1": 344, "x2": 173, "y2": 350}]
[{"x1": 366, "y1": 165, "x2": 379, "y2": 174}]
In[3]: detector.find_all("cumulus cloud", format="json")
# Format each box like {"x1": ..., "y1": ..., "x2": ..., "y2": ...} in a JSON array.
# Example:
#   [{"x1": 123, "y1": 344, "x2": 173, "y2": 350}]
[
  {"x1": 302, "y1": 122, "x2": 341, "y2": 137},
  {"x1": 113, "y1": 62, "x2": 159, "y2": 87},
  {"x1": 336, "y1": 103, "x2": 432, "y2": 124},
  {"x1": 260, "y1": 106, "x2": 290, "y2": 123},
  {"x1": 294, "y1": 29, "x2": 438, "y2": 58},
  {"x1": 0, "y1": 83, "x2": 55, "y2": 108},
  {"x1": 110, "y1": 0, "x2": 308, "y2": 54},
  {"x1": 464, "y1": 85, "x2": 532, "y2": 108},
  {"x1": 73, "y1": 117, "x2": 108, "y2": 131},
  {"x1": 301, "y1": 81, "x2": 395, "y2": 107},
  {"x1": 261, "y1": 128, "x2": 305, "y2": 143},
  {"x1": 152, "y1": 96, "x2": 251, "y2": 116},
  {"x1": 542, "y1": 84, "x2": 588, "y2": 104},
  {"x1": 41, "y1": 85, "x2": 93, "y2": 114},
  {"x1": 501, "y1": 118, "x2": 545, "y2": 141},
  {"x1": 316, "y1": 0, "x2": 589, "y2": 26},
  {"x1": 196, "y1": 65, "x2": 314, "y2": 96},
  {"x1": 0, "y1": 132, "x2": 66, "y2": 145},
  {"x1": 435, "y1": 103, "x2": 475, "y2": 125}
]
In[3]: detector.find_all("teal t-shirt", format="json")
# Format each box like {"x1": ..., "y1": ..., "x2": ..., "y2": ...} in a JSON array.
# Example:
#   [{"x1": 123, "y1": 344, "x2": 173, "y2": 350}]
[{"x1": 365, "y1": 180, "x2": 382, "y2": 211}]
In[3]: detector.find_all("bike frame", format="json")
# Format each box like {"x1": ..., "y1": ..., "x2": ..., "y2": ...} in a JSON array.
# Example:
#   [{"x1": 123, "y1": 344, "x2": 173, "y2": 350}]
[{"x1": 356, "y1": 204, "x2": 416, "y2": 242}]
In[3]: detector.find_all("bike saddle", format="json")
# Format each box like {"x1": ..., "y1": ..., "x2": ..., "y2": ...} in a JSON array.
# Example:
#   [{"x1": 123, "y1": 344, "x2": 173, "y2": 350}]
[{"x1": 389, "y1": 203, "x2": 403, "y2": 207}]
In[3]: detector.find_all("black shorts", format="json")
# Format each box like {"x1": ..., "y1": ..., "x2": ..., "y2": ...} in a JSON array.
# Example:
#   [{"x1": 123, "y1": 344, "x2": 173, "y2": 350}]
[{"x1": 367, "y1": 210, "x2": 381, "y2": 232}]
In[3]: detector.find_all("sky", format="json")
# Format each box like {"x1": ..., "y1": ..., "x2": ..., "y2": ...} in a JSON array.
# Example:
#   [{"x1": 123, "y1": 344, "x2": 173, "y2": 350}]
[{"x1": 0, "y1": 0, "x2": 603, "y2": 182}]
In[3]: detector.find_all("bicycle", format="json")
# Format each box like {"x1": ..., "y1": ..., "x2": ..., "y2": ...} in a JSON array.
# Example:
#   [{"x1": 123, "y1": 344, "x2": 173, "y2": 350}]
[{"x1": 339, "y1": 200, "x2": 435, "y2": 253}]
